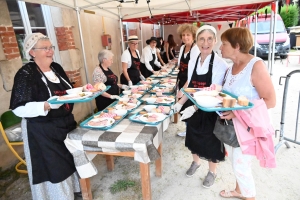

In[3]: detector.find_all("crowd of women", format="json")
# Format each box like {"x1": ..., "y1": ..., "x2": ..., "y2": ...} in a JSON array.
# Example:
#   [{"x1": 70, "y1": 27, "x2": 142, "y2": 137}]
[{"x1": 9, "y1": 22, "x2": 276, "y2": 200}]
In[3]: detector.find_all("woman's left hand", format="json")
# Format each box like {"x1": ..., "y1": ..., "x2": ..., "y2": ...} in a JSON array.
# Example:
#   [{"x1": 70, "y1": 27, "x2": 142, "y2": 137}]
[
  {"x1": 177, "y1": 90, "x2": 183, "y2": 98},
  {"x1": 220, "y1": 110, "x2": 236, "y2": 120}
]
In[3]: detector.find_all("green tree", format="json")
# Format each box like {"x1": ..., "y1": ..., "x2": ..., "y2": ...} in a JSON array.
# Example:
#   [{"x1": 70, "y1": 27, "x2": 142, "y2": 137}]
[{"x1": 257, "y1": 4, "x2": 299, "y2": 28}]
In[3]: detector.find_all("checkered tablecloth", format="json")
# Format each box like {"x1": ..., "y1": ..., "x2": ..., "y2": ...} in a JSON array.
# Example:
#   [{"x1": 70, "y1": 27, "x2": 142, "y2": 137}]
[{"x1": 64, "y1": 104, "x2": 172, "y2": 178}]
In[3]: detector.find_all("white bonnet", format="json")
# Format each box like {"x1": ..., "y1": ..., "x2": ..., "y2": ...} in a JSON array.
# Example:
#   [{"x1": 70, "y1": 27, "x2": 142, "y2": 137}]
[
  {"x1": 196, "y1": 25, "x2": 217, "y2": 38},
  {"x1": 23, "y1": 33, "x2": 49, "y2": 60}
]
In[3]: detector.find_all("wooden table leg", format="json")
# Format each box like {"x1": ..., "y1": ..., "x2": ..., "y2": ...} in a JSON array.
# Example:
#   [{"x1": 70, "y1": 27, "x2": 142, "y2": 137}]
[
  {"x1": 80, "y1": 178, "x2": 92, "y2": 200},
  {"x1": 105, "y1": 155, "x2": 114, "y2": 171},
  {"x1": 174, "y1": 113, "x2": 178, "y2": 123},
  {"x1": 155, "y1": 144, "x2": 162, "y2": 177},
  {"x1": 140, "y1": 162, "x2": 152, "y2": 200}
]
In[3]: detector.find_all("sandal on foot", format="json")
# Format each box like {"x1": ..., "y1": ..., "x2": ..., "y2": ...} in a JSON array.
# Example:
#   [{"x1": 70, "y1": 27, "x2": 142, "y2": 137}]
[{"x1": 219, "y1": 190, "x2": 246, "y2": 199}]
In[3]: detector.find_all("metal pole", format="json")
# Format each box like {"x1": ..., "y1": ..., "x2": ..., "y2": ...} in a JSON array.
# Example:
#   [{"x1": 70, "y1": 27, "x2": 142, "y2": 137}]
[
  {"x1": 254, "y1": 11, "x2": 258, "y2": 57},
  {"x1": 74, "y1": 1, "x2": 93, "y2": 113},
  {"x1": 267, "y1": 10, "x2": 274, "y2": 73},
  {"x1": 140, "y1": 19, "x2": 144, "y2": 50},
  {"x1": 270, "y1": 1, "x2": 278, "y2": 76},
  {"x1": 118, "y1": 6, "x2": 125, "y2": 52}
]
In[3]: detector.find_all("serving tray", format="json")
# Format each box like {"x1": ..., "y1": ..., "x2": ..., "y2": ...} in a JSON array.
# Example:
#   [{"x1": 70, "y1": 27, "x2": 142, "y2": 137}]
[
  {"x1": 48, "y1": 86, "x2": 111, "y2": 104},
  {"x1": 80, "y1": 100, "x2": 141, "y2": 130},
  {"x1": 129, "y1": 108, "x2": 174, "y2": 125},
  {"x1": 181, "y1": 88, "x2": 254, "y2": 112},
  {"x1": 80, "y1": 109, "x2": 128, "y2": 130}
]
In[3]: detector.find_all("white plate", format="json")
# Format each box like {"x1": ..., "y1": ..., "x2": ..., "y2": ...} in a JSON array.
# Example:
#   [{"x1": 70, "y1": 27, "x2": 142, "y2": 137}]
[
  {"x1": 87, "y1": 117, "x2": 115, "y2": 127},
  {"x1": 152, "y1": 74, "x2": 167, "y2": 77},
  {"x1": 160, "y1": 79, "x2": 176, "y2": 83},
  {"x1": 155, "y1": 97, "x2": 175, "y2": 104},
  {"x1": 115, "y1": 103, "x2": 137, "y2": 111},
  {"x1": 139, "y1": 113, "x2": 166, "y2": 123},
  {"x1": 57, "y1": 92, "x2": 93, "y2": 101}
]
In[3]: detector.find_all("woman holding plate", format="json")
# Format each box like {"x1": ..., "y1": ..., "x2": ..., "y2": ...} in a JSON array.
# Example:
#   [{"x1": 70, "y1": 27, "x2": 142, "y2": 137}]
[
  {"x1": 93, "y1": 49, "x2": 125, "y2": 111},
  {"x1": 120, "y1": 35, "x2": 144, "y2": 86},
  {"x1": 218, "y1": 27, "x2": 276, "y2": 200},
  {"x1": 172, "y1": 25, "x2": 228, "y2": 188},
  {"x1": 10, "y1": 33, "x2": 81, "y2": 199},
  {"x1": 176, "y1": 23, "x2": 198, "y2": 137},
  {"x1": 140, "y1": 37, "x2": 163, "y2": 78}
]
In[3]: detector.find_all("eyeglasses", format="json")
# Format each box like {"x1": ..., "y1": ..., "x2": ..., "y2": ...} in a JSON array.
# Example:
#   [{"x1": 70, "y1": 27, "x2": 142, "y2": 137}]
[
  {"x1": 33, "y1": 46, "x2": 55, "y2": 52},
  {"x1": 130, "y1": 43, "x2": 138, "y2": 45},
  {"x1": 198, "y1": 37, "x2": 214, "y2": 44}
]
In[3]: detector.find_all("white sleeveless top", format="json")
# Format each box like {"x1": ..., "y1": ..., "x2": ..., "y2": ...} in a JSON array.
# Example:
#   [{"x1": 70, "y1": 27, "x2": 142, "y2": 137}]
[{"x1": 223, "y1": 57, "x2": 261, "y2": 101}]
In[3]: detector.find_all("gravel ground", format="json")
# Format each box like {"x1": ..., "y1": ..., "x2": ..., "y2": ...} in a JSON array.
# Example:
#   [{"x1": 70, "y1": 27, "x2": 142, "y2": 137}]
[{"x1": 1, "y1": 56, "x2": 300, "y2": 200}]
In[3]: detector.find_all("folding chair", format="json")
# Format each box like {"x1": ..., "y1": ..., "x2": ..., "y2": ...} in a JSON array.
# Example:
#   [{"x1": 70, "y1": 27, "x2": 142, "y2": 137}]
[{"x1": 0, "y1": 110, "x2": 27, "y2": 174}]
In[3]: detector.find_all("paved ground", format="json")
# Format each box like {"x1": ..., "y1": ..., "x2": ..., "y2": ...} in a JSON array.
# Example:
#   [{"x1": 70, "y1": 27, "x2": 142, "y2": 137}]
[{"x1": 1, "y1": 56, "x2": 300, "y2": 200}]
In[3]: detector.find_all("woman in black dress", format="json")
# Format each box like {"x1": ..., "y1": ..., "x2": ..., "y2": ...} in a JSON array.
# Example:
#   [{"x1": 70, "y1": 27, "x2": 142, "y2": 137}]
[
  {"x1": 120, "y1": 35, "x2": 144, "y2": 86},
  {"x1": 162, "y1": 34, "x2": 176, "y2": 63},
  {"x1": 140, "y1": 37, "x2": 162, "y2": 78},
  {"x1": 175, "y1": 23, "x2": 197, "y2": 137},
  {"x1": 173, "y1": 25, "x2": 228, "y2": 188},
  {"x1": 10, "y1": 33, "x2": 80, "y2": 199},
  {"x1": 93, "y1": 50, "x2": 123, "y2": 111}
]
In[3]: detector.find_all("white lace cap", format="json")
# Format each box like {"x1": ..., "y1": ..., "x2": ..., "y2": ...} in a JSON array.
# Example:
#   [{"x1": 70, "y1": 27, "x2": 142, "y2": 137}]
[{"x1": 23, "y1": 33, "x2": 49, "y2": 60}]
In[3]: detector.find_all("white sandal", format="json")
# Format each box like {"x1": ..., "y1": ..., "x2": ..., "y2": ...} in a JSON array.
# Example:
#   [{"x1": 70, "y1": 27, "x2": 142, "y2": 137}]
[{"x1": 219, "y1": 190, "x2": 246, "y2": 199}]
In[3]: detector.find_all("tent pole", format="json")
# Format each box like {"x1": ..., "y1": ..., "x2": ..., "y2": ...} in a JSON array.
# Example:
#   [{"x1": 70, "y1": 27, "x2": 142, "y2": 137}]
[
  {"x1": 118, "y1": 6, "x2": 125, "y2": 52},
  {"x1": 270, "y1": 1, "x2": 278, "y2": 76},
  {"x1": 254, "y1": 11, "x2": 258, "y2": 57},
  {"x1": 267, "y1": 7, "x2": 274, "y2": 73},
  {"x1": 74, "y1": 2, "x2": 93, "y2": 114},
  {"x1": 140, "y1": 19, "x2": 144, "y2": 49}
]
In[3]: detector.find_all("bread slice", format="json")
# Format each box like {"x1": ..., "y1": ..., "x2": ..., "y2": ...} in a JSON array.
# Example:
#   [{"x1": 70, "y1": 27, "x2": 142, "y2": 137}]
[
  {"x1": 94, "y1": 82, "x2": 106, "y2": 91},
  {"x1": 222, "y1": 96, "x2": 236, "y2": 108},
  {"x1": 238, "y1": 96, "x2": 249, "y2": 106}
]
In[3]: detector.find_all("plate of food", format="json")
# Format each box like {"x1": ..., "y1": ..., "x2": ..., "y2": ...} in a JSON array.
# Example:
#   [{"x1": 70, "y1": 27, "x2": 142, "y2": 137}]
[
  {"x1": 181, "y1": 88, "x2": 254, "y2": 112},
  {"x1": 57, "y1": 92, "x2": 93, "y2": 101},
  {"x1": 87, "y1": 117, "x2": 115, "y2": 128},
  {"x1": 171, "y1": 70, "x2": 179, "y2": 75},
  {"x1": 115, "y1": 102, "x2": 138, "y2": 111},
  {"x1": 160, "y1": 78, "x2": 176, "y2": 83},
  {"x1": 155, "y1": 97, "x2": 175, "y2": 104},
  {"x1": 138, "y1": 113, "x2": 167, "y2": 123}
]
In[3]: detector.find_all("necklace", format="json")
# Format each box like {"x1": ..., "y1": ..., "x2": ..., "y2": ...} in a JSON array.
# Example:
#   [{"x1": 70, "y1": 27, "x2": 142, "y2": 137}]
[{"x1": 44, "y1": 71, "x2": 58, "y2": 82}]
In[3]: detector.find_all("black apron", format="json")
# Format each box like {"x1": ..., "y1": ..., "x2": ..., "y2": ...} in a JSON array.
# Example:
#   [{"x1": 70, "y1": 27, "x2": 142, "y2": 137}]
[
  {"x1": 120, "y1": 49, "x2": 141, "y2": 85},
  {"x1": 185, "y1": 52, "x2": 225, "y2": 163},
  {"x1": 27, "y1": 67, "x2": 77, "y2": 184},
  {"x1": 177, "y1": 43, "x2": 194, "y2": 90},
  {"x1": 162, "y1": 46, "x2": 175, "y2": 63},
  {"x1": 140, "y1": 49, "x2": 160, "y2": 78},
  {"x1": 95, "y1": 64, "x2": 120, "y2": 111}
]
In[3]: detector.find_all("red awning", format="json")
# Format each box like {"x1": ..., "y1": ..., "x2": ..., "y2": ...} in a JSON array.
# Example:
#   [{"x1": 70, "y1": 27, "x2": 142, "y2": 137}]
[{"x1": 123, "y1": 2, "x2": 272, "y2": 24}]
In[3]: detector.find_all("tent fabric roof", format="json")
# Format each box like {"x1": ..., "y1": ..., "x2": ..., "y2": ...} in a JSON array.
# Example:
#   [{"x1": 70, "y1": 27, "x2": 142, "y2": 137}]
[
  {"x1": 123, "y1": 2, "x2": 273, "y2": 24},
  {"x1": 22, "y1": 0, "x2": 273, "y2": 23}
]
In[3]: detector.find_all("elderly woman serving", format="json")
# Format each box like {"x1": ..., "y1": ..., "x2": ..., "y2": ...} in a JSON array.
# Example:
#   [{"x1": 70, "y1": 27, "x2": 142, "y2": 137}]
[
  {"x1": 93, "y1": 49, "x2": 125, "y2": 111},
  {"x1": 140, "y1": 36, "x2": 163, "y2": 78},
  {"x1": 9, "y1": 33, "x2": 81, "y2": 199},
  {"x1": 120, "y1": 35, "x2": 144, "y2": 86}
]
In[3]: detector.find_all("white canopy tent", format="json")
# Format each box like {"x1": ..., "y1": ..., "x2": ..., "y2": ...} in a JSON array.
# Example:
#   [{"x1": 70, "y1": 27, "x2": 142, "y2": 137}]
[
  {"x1": 20, "y1": 0, "x2": 273, "y2": 21},
  {"x1": 19, "y1": 0, "x2": 276, "y2": 83}
]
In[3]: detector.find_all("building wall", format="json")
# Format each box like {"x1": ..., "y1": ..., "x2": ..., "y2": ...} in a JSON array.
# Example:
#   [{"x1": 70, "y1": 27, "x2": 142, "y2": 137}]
[{"x1": 0, "y1": 0, "x2": 24, "y2": 170}]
